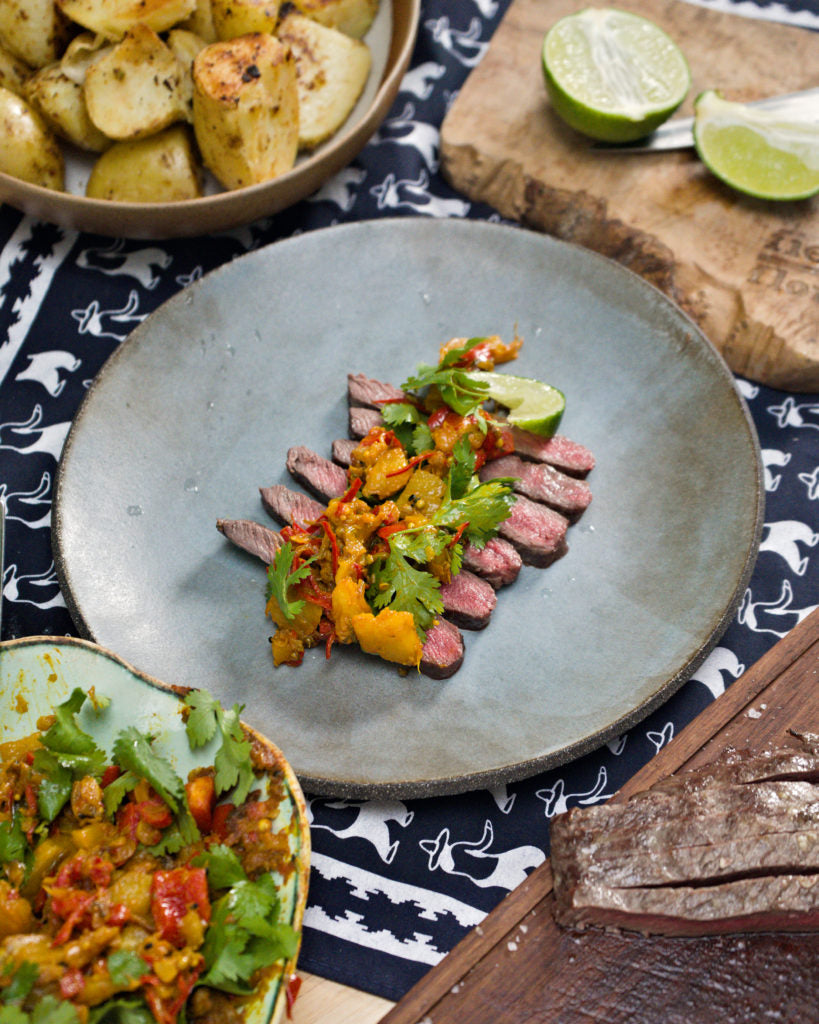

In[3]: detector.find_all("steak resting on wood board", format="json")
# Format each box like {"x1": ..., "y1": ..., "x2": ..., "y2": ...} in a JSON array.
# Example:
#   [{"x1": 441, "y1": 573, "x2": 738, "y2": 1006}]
[{"x1": 550, "y1": 735, "x2": 819, "y2": 937}]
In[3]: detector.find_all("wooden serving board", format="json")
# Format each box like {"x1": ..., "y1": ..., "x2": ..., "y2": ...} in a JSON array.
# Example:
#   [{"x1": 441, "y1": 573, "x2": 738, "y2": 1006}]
[
  {"x1": 379, "y1": 604, "x2": 819, "y2": 1023},
  {"x1": 440, "y1": 0, "x2": 819, "y2": 391}
]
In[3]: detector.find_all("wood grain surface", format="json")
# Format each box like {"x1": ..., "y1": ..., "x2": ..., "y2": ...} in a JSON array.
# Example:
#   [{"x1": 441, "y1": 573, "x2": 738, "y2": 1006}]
[
  {"x1": 440, "y1": 0, "x2": 819, "y2": 391},
  {"x1": 380, "y1": 604, "x2": 819, "y2": 1023}
]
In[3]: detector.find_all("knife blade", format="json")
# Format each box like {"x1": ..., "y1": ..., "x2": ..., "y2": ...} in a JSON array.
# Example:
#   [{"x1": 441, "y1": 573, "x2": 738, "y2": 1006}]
[{"x1": 590, "y1": 85, "x2": 819, "y2": 152}]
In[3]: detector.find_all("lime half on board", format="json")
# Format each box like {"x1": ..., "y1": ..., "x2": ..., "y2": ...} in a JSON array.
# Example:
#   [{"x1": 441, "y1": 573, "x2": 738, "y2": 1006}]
[
  {"x1": 693, "y1": 89, "x2": 819, "y2": 201},
  {"x1": 541, "y1": 6, "x2": 690, "y2": 143},
  {"x1": 466, "y1": 370, "x2": 565, "y2": 436}
]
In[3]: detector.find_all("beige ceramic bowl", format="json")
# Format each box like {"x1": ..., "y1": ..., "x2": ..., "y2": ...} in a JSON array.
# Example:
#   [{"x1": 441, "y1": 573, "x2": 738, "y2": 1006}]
[{"x1": 0, "y1": 0, "x2": 419, "y2": 238}]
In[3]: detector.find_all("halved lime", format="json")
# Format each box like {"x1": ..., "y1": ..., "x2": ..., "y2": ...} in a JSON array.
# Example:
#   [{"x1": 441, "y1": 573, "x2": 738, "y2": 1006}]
[
  {"x1": 541, "y1": 7, "x2": 690, "y2": 143},
  {"x1": 467, "y1": 370, "x2": 565, "y2": 436},
  {"x1": 693, "y1": 89, "x2": 819, "y2": 201}
]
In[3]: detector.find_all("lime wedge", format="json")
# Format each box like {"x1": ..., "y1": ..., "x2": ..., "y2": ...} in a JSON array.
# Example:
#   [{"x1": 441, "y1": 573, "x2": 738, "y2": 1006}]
[
  {"x1": 541, "y1": 7, "x2": 690, "y2": 143},
  {"x1": 467, "y1": 370, "x2": 565, "y2": 437},
  {"x1": 693, "y1": 89, "x2": 819, "y2": 201}
]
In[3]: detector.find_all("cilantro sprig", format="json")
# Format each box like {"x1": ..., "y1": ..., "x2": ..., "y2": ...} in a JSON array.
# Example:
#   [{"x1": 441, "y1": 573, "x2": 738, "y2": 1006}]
[
  {"x1": 193, "y1": 845, "x2": 298, "y2": 995},
  {"x1": 33, "y1": 688, "x2": 107, "y2": 823},
  {"x1": 266, "y1": 542, "x2": 316, "y2": 621},
  {"x1": 401, "y1": 339, "x2": 492, "y2": 420},
  {"x1": 183, "y1": 691, "x2": 255, "y2": 805}
]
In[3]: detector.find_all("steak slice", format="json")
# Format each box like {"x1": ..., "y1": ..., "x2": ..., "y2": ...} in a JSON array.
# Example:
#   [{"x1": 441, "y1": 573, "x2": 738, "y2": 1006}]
[
  {"x1": 332, "y1": 437, "x2": 357, "y2": 466},
  {"x1": 439, "y1": 570, "x2": 496, "y2": 630},
  {"x1": 349, "y1": 405, "x2": 381, "y2": 439},
  {"x1": 462, "y1": 538, "x2": 522, "y2": 588},
  {"x1": 480, "y1": 454, "x2": 592, "y2": 521},
  {"x1": 217, "y1": 518, "x2": 283, "y2": 563},
  {"x1": 348, "y1": 372, "x2": 406, "y2": 409},
  {"x1": 650, "y1": 744, "x2": 819, "y2": 794},
  {"x1": 510, "y1": 427, "x2": 596, "y2": 477},
  {"x1": 550, "y1": 742, "x2": 819, "y2": 937},
  {"x1": 420, "y1": 617, "x2": 464, "y2": 679},
  {"x1": 499, "y1": 495, "x2": 569, "y2": 566},
  {"x1": 260, "y1": 484, "x2": 324, "y2": 528},
  {"x1": 556, "y1": 875, "x2": 819, "y2": 936},
  {"x1": 286, "y1": 445, "x2": 347, "y2": 503}
]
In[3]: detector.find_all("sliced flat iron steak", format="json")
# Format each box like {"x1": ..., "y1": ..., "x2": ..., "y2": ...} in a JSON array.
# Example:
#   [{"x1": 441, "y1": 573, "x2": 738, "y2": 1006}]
[
  {"x1": 217, "y1": 518, "x2": 283, "y2": 563},
  {"x1": 480, "y1": 454, "x2": 592, "y2": 521}
]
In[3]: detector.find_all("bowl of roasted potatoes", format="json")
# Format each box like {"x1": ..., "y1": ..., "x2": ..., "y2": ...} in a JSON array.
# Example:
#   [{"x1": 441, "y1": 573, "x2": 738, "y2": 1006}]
[{"x1": 0, "y1": 0, "x2": 419, "y2": 237}]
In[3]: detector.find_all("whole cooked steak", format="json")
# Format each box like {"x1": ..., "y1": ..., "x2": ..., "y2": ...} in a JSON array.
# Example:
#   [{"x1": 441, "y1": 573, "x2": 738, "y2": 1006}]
[{"x1": 550, "y1": 735, "x2": 819, "y2": 936}]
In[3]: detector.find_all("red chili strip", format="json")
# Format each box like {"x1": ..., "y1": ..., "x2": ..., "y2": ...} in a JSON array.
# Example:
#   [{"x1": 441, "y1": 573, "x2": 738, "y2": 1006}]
[
  {"x1": 448, "y1": 521, "x2": 469, "y2": 547},
  {"x1": 339, "y1": 477, "x2": 362, "y2": 505},
  {"x1": 385, "y1": 450, "x2": 431, "y2": 477}
]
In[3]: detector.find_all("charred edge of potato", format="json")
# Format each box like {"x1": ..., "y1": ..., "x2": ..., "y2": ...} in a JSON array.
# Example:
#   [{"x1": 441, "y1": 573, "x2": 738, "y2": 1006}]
[
  {"x1": 0, "y1": 0, "x2": 74, "y2": 70},
  {"x1": 277, "y1": 10, "x2": 371, "y2": 151},
  {"x1": 192, "y1": 33, "x2": 299, "y2": 190},
  {"x1": 55, "y1": 0, "x2": 198, "y2": 42}
]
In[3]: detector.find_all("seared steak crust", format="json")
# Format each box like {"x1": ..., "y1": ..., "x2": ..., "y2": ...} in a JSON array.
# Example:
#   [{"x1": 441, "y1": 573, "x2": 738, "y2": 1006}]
[
  {"x1": 420, "y1": 618, "x2": 465, "y2": 679},
  {"x1": 439, "y1": 570, "x2": 497, "y2": 630},
  {"x1": 550, "y1": 742, "x2": 819, "y2": 937}
]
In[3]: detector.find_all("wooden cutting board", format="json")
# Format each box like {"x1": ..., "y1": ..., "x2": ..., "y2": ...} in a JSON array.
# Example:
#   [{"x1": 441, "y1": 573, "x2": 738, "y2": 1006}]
[
  {"x1": 440, "y1": 0, "x2": 819, "y2": 391},
  {"x1": 380, "y1": 604, "x2": 819, "y2": 1023}
]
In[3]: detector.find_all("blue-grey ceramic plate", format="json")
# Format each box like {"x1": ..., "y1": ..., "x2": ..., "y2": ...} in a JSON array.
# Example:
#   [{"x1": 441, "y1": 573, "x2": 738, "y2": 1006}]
[
  {"x1": 0, "y1": 635, "x2": 310, "y2": 1024},
  {"x1": 53, "y1": 218, "x2": 764, "y2": 798}
]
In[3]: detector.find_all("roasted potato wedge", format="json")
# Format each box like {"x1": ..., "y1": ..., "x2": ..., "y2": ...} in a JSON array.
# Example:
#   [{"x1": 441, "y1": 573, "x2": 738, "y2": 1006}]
[
  {"x1": 289, "y1": 0, "x2": 378, "y2": 38},
  {"x1": 86, "y1": 124, "x2": 202, "y2": 200},
  {"x1": 84, "y1": 25, "x2": 190, "y2": 139},
  {"x1": 278, "y1": 11, "x2": 370, "y2": 150},
  {"x1": 211, "y1": 0, "x2": 280, "y2": 40},
  {"x1": 192, "y1": 33, "x2": 298, "y2": 189},
  {"x1": 0, "y1": 85, "x2": 63, "y2": 188},
  {"x1": 25, "y1": 63, "x2": 110, "y2": 151},
  {"x1": 55, "y1": 0, "x2": 197, "y2": 40},
  {"x1": 0, "y1": 42, "x2": 29, "y2": 97},
  {"x1": 0, "y1": 0, "x2": 73, "y2": 68},
  {"x1": 178, "y1": 0, "x2": 218, "y2": 42}
]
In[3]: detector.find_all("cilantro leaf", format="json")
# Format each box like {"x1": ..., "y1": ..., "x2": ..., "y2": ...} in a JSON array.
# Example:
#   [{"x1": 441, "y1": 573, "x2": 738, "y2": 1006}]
[
  {"x1": 368, "y1": 547, "x2": 442, "y2": 636},
  {"x1": 40, "y1": 689, "x2": 101, "y2": 756},
  {"x1": 193, "y1": 844, "x2": 247, "y2": 890},
  {"x1": 448, "y1": 434, "x2": 476, "y2": 500},
  {"x1": 199, "y1": 877, "x2": 298, "y2": 996},
  {"x1": 31, "y1": 754, "x2": 73, "y2": 823},
  {"x1": 0, "y1": 813, "x2": 29, "y2": 869},
  {"x1": 87, "y1": 996, "x2": 154, "y2": 1024},
  {"x1": 182, "y1": 689, "x2": 220, "y2": 750},
  {"x1": 101, "y1": 771, "x2": 139, "y2": 818},
  {"x1": 112, "y1": 728, "x2": 185, "y2": 815},
  {"x1": 401, "y1": 357, "x2": 489, "y2": 418},
  {"x1": 182, "y1": 692, "x2": 255, "y2": 805},
  {"x1": 1, "y1": 962, "x2": 37, "y2": 1004},
  {"x1": 0, "y1": 996, "x2": 81, "y2": 1024},
  {"x1": 433, "y1": 480, "x2": 517, "y2": 548},
  {"x1": 106, "y1": 950, "x2": 148, "y2": 987},
  {"x1": 265, "y1": 543, "x2": 315, "y2": 621},
  {"x1": 214, "y1": 706, "x2": 254, "y2": 805}
]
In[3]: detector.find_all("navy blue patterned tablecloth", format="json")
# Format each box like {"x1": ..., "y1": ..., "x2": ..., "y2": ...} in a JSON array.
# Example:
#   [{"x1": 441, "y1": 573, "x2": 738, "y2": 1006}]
[{"x1": 1, "y1": 0, "x2": 818, "y2": 1003}]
